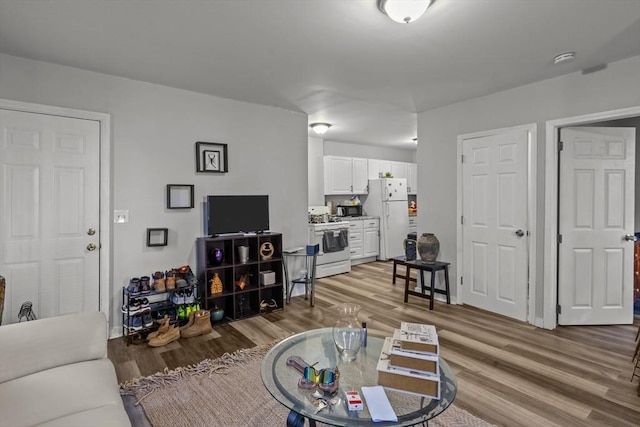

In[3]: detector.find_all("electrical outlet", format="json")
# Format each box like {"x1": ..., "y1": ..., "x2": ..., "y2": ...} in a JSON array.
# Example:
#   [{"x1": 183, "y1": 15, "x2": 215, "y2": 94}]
[{"x1": 114, "y1": 210, "x2": 129, "y2": 223}]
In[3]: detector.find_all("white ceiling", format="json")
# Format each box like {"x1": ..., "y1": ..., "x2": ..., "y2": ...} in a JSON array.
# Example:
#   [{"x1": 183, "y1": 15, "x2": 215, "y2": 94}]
[{"x1": 1, "y1": 0, "x2": 639, "y2": 148}]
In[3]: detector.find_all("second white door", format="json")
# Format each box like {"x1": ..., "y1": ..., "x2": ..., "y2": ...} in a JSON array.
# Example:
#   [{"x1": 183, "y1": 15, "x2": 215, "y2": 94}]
[
  {"x1": 558, "y1": 126, "x2": 636, "y2": 325},
  {"x1": 462, "y1": 128, "x2": 529, "y2": 321}
]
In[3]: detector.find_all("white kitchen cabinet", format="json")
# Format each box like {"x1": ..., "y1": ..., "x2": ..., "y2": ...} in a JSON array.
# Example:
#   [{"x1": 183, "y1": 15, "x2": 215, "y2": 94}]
[
  {"x1": 348, "y1": 220, "x2": 364, "y2": 259},
  {"x1": 367, "y1": 158, "x2": 380, "y2": 180},
  {"x1": 362, "y1": 218, "x2": 380, "y2": 258},
  {"x1": 407, "y1": 163, "x2": 418, "y2": 194},
  {"x1": 378, "y1": 160, "x2": 392, "y2": 177},
  {"x1": 348, "y1": 218, "x2": 379, "y2": 264},
  {"x1": 391, "y1": 161, "x2": 408, "y2": 180},
  {"x1": 324, "y1": 155, "x2": 368, "y2": 195},
  {"x1": 352, "y1": 157, "x2": 368, "y2": 194}
]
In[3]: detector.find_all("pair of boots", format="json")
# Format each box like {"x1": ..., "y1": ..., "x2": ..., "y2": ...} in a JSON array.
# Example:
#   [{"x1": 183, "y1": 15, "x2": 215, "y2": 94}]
[{"x1": 147, "y1": 310, "x2": 212, "y2": 347}]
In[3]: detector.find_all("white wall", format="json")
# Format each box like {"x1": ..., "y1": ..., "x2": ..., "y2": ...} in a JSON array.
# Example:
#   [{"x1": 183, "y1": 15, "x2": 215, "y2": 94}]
[
  {"x1": 308, "y1": 136, "x2": 325, "y2": 205},
  {"x1": 417, "y1": 55, "x2": 640, "y2": 320},
  {"x1": 0, "y1": 54, "x2": 309, "y2": 335},
  {"x1": 324, "y1": 140, "x2": 416, "y2": 162}
]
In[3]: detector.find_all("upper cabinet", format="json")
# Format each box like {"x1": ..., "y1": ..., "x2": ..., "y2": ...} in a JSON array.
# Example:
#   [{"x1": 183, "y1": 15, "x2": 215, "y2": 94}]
[
  {"x1": 325, "y1": 156, "x2": 417, "y2": 195},
  {"x1": 324, "y1": 156, "x2": 368, "y2": 195},
  {"x1": 390, "y1": 161, "x2": 408, "y2": 180},
  {"x1": 367, "y1": 159, "x2": 380, "y2": 180},
  {"x1": 367, "y1": 159, "x2": 394, "y2": 180},
  {"x1": 352, "y1": 157, "x2": 368, "y2": 194},
  {"x1": 407, "y1": 163, "x2": 418, "y2": 195}
]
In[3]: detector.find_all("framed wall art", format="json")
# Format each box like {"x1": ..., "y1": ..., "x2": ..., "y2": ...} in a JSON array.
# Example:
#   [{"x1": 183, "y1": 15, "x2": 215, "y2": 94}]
[
  {"x1": 147, "y1": 228, "x2": 168, "y2": 247},
  {"x1": 196, "y1": 141, "x2": 228, "y2": 173},
  {"x1": 166, "y1": 184, "x2": 194, "y2": 209}
]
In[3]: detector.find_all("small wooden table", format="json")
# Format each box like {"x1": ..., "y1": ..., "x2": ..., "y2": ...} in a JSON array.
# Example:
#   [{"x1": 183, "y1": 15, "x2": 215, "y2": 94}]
[
  {"x1": 391, "y1": 256, "x2": 417, "y2": 286},
  {"x1": 401, "y1": 259, "x2": 451, "y2": 310}
]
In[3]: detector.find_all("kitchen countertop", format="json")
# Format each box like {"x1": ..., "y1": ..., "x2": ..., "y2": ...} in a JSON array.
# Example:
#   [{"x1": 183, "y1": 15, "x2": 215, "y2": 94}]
[{"x1": 339, "y1": 216, "x2": 379, "y2": 221}]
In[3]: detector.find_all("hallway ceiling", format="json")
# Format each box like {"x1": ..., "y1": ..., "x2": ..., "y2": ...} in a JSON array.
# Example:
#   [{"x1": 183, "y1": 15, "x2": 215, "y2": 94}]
[{"x1": 1, "y1": 0, "x2": 639, "y2": 148}]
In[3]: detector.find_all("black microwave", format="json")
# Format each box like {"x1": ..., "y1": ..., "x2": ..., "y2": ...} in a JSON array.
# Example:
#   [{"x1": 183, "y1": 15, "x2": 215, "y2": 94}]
[{"x1": 336, "y1": 205, "x2": 363, "y2": 217}]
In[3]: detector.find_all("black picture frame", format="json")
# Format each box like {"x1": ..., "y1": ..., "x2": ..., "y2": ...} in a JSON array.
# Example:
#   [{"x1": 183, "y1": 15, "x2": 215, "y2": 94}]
[
  {"x1": 147, "y1": 228, "x2": 168, "y2": 247},
  {"x1": 166, "y1": 184, "x2": 194, "y2": 209},
  {"x1": 196, "y1": 141, "x2": 228, "y2": 173}
]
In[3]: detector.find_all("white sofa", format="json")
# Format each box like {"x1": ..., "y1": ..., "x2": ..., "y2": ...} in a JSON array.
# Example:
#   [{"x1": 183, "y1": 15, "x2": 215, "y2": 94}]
[{"x1": 0, "y1": 312, "x2": 131, "y2": 427}]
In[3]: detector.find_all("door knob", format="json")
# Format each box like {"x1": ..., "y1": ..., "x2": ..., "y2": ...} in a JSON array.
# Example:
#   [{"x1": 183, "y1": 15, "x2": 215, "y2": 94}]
[
  {"x1": 624, "y1": 234, "x2": 637, "y2": 242},
  {"x1": 515, "y1": 229, "x2": 525, "y2": 237},
  {"x1": 87, "y1": 228, "x2": 96, "y2": 236},
  {"x1": 87, "y1": 243, "x2": 97, "y2": 251}
]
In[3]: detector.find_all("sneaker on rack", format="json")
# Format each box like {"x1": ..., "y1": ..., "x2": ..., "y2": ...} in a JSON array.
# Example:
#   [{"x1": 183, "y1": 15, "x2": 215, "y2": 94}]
[
  {"x1": 128, "y1": 315, "x2": 143, "y2": 331},
  {"x1": 139, "y1": 298, "x2": 151, "y2": 312},
  {"x1": 184, "y1": 289, "x2": 195, "y2": 304},
  {"x1": 121, "y1": 298, "x2": 142, "y2": 315},
  {"x1": 140, "y1": 276, "x2": 151, "y2": 294},
  {"x1": 185, "y1": 271, "x2": 198, "y2": 287},
  {"x1": 166, "y1": 309, "x2": 178, "y2": 324},
  {"x1": 126, "y1": 278, "x2": 140, "y2": 296},
  {"x1": 152, "y1": 310, "x2": 166, "y2": 322},
  {"x1": 142, "y1": 312, "x2": 154, "y2": 328},
  {"x1": 176, "y1": 304, "x2": 187, "y2": 321},
  {"x1": 172, "y1": 289, "x2": 185, "y2": 305}
]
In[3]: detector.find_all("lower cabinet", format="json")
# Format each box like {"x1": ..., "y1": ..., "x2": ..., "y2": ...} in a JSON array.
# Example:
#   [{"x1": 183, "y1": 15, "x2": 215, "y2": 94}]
[
  {"x1": 348, "y1": 218, "x2": 379, "y2": 265},
  {"x1": 196, "y1": 233, "x2": 284, "y2": 322}
]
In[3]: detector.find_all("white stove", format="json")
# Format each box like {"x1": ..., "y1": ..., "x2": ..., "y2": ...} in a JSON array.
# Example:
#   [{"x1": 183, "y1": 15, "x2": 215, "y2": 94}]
[{"x1": 308, "y1": 206, "x2": 351, "y2": 278}]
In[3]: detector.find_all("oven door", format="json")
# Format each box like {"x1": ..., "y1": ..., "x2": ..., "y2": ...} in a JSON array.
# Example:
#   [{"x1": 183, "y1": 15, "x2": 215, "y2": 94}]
[{"x1": 312, "y1": 227, "x2": 350, "y2": 264}]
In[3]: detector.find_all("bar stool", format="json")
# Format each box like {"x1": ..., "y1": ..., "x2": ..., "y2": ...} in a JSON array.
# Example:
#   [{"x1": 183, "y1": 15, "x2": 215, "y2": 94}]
[{"x1": 283, "y1": 245, "x2": 320, "y2": 307}]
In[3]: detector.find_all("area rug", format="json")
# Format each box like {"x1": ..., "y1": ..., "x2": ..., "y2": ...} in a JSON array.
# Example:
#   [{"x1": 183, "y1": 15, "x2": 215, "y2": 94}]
[{"x1": 120, "y1": 342, "x2": 493, "y2": 427}]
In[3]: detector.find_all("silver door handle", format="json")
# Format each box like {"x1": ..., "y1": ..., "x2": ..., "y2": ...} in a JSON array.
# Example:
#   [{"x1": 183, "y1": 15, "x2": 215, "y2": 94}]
[
  {"x1": 515, "y1": 229, "x2": 525, "y2": 237},
  {"x1": 624, "y1": 234, "x2": 637, "y2": 242}
]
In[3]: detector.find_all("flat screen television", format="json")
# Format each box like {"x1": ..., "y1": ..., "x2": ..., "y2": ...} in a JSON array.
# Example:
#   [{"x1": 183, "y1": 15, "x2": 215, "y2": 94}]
[{"x1": 206, "y1": 195, "x2": 270, "y2": 236}]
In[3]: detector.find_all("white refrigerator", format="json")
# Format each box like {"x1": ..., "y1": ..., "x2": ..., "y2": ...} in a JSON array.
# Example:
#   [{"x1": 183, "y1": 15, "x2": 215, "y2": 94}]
[{"x1": 364, "y1": 178, "x2": 409, "y2": 260}]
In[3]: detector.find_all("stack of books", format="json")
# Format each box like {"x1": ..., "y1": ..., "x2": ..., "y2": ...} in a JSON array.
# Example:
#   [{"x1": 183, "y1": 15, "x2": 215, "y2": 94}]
[{"x1": 376, "y1": 322, "x2": 440, "y2": 399}]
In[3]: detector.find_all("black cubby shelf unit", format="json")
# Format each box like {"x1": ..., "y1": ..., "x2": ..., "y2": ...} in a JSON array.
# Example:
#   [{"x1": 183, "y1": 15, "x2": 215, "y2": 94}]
[{"x1": 196, "y1": 232, "x2": 284, "y2": 322}]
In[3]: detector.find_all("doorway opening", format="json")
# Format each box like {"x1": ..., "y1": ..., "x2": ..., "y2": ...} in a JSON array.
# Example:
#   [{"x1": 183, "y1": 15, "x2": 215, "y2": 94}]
[{"x1": 543, "y1": 107, "x2": 640, "y2": 329}]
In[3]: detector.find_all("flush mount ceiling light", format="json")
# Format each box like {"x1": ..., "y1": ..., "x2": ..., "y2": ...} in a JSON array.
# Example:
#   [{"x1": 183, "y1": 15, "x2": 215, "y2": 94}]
[
  {"x1": 309, "y1": 122, "x2": 332, "y2": 135},
  {"x1": 554, "y1": 52, "x2": 576, "y2": 65},
  {"x1": 378, "y1": 0, "x2": 434, "y2": 24}
]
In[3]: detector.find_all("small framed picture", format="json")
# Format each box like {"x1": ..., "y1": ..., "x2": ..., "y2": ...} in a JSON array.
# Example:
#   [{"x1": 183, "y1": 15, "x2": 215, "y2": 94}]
[
  {"x1": 166, "y1": 184, "x2": 194, "y2": 209},
  {"x1": 196, "y1": 142, "x2": 228, "y2": 173},
  {"x1": 147, "y1": 228, "x2": 168, "y2": 247}
]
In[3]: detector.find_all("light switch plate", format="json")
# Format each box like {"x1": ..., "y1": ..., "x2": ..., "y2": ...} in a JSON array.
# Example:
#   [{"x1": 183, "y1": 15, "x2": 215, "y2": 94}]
[{"x1": 114, "y1": 210, "x2": 129, "y2": 223}]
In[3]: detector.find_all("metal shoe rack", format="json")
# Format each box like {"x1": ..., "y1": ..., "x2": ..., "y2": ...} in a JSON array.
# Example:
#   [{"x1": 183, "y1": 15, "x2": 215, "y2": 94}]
[{"x1": 121, "y1": 283, "x2": 198, "y2": 344}]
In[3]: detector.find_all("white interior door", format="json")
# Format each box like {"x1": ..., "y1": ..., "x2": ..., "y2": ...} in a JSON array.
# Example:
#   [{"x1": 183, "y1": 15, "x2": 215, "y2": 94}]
[
  {"x1": 558, "y1": 127, "x2": 635, "y2": 325},
  {"x1": 462, "y1": 129, "x2": 529, "y2": 321},
  {"x1": 0, "y1": 109, "x2": 101, "y2": 323}
]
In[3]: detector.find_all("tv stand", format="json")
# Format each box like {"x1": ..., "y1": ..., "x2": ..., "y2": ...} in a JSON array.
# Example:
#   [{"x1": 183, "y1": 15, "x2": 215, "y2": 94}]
[
  {"x1": 196, "y1": 232, "x2": 283, "y2": 322},
  {"x1": 212, "y1": 232, "x2": 246, "y2": 238}
]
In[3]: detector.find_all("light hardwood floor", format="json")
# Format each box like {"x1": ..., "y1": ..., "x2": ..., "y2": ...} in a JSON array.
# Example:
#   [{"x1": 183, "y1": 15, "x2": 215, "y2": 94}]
[{"x1": 108, "y1": 261, "x2": 640, "y2": 426}]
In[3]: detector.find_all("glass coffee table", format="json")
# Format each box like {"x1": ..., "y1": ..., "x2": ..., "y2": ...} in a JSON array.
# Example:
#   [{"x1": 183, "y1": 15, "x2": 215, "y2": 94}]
[{"x1": 261, "y1": 328, "x2": 457, "y2": 426}]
